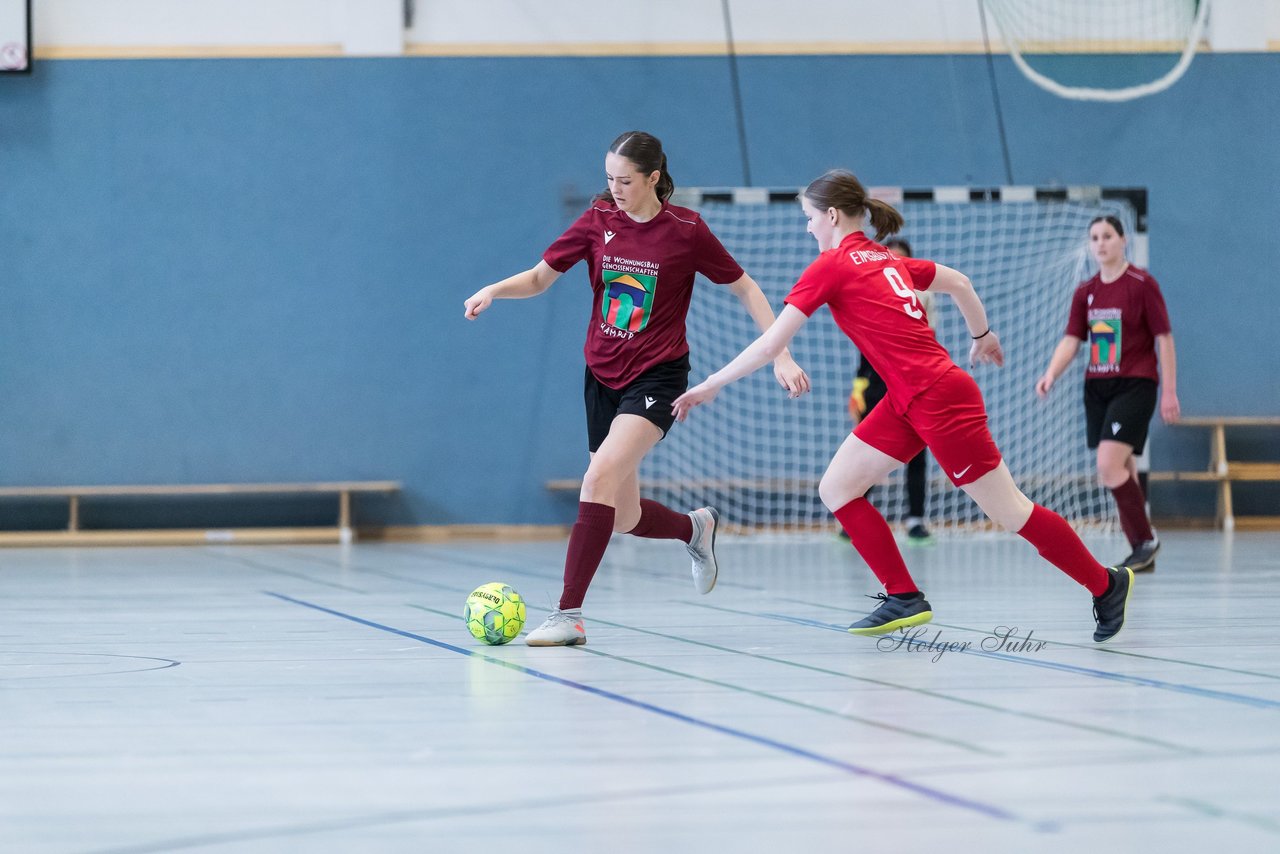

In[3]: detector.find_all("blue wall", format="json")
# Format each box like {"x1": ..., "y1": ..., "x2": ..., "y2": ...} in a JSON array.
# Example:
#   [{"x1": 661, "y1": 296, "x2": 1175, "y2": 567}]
[{"x1": 1, "y1": 54, "x2": 1277, "y2": 527}]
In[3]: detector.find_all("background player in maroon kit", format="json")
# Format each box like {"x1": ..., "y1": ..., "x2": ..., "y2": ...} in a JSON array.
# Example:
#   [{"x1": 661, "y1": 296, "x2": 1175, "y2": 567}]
[
  {"x1": 673, "y1": 169, "x2": 1134, "y2": 643},
  {"x1": 1035, "y1": 216, "x2": 1179, "y2": 572},
  {"x1": 464, "y1": 131, "x2": 810, "y2": 646}
]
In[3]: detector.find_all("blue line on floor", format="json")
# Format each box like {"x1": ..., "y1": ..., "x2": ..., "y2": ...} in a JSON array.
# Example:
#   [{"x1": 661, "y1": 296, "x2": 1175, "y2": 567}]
[{"x1": 264, "y1": 590, "x2": 1024, "y2": 825}]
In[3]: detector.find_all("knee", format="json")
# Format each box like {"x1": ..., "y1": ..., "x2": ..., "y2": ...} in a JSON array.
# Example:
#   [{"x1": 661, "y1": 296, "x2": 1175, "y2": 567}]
[
  {"x1": 971, "y1": 488, "x2": 1033, "y2": 532},
  {"x1": 819, "y1": 472, "x2": 865, "y2": 513},
  {"x1": 995, "y1": 497, "x2": 1035, "y2": 532},
  {"x1": 579, "y1": 462, "x2": 619, "y2": 501},
  {"x1": 1095, "y1": 461, "x2": 1128, "y2": 489}
]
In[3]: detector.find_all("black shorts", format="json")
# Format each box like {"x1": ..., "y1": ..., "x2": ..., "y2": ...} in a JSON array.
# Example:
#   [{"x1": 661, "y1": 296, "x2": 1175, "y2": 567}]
[
  {"x1": 858, "y1": 355, "x2": 889, "y2": 413},
  {"x1": 1085, "y1": 378, "x2": 1158, "y2": 453},
  {"x1": 860, "y1": 368, "x2": 890, "y2": 412},
  {"x1": 584, "y1": 354, "x2": 690, "y2": 452}
]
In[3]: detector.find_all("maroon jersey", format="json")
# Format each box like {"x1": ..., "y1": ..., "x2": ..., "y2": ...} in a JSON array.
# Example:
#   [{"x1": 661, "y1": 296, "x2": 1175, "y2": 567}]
[
  {"x1": 543, "y1": 201, "x2": 744, "y2": 389},
  {"x1": 784, "y1": 231, "x2": 953, "y2": 414},
  {"x1": 1064, "y1": 265, "x2": 1171, "y2": 382}
]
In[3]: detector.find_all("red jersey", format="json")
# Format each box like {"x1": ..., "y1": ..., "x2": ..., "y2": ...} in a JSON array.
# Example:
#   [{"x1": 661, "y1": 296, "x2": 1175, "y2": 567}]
[
  {"x1": 1064, "y1": 265, "x2": 1171, "y2": 382},
  {"x1": 785, "y1": 231, "x2": 954, "y2": 414},
  {"x1": 543, "y1": 201, "x2": 744, "y2": 389}
]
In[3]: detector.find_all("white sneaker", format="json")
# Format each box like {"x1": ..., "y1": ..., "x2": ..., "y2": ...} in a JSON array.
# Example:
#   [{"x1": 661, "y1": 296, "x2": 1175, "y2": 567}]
[
  {"x1": 686, "y1": 507, "x2": 720, "y2": 594},
  {"x1": 525, "y1": 609, "x2": 587, "y2": 646}
]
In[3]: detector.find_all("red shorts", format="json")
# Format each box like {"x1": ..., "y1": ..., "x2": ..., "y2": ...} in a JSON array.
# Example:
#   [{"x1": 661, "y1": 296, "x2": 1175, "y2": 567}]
[{"x1": 854, "y1": 366, "x2": 1003, "y2": 487}]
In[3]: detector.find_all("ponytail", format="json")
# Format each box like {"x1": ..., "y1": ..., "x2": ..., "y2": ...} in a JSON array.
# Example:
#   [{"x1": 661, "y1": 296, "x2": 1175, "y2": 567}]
[
  {"x1": 654, "y1": 153, "x2": 675, "y2": 203},
  {"x1": 865, "y1": 198, "x2": 904, "y2": 241}
]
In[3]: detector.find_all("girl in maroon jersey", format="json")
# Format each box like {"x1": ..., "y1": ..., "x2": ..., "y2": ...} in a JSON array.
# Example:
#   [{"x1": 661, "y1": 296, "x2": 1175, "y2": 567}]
[
  {"x1": 464, "y1": 131, "x2": 810, "y2": 646},
  {"x1": 673, "y1": 169, "x2": 1133, "y2": 643},
  {"x1": 1036, "y1": 216, "x2": 1179, "y2": 573}
]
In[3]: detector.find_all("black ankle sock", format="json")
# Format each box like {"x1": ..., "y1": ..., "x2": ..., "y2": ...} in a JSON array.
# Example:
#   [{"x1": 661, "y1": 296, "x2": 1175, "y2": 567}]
[
  {"x1": 1102, "y1": 575, "x2": 1116, "y2": 597},
  {"x1": 891, "y1": 591, "x2": 923, "y2": 601}
]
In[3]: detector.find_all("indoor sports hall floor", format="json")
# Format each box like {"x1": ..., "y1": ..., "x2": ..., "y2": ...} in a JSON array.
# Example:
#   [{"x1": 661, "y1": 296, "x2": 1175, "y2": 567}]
[{"x1": 4, "y1": 529, "x2": 1279, "y2": 852}]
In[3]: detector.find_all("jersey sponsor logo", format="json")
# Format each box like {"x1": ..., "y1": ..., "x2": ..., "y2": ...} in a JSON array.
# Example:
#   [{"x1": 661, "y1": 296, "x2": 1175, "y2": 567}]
[
  {"x1": 602, "y1": 268, "x2": 657, "y2": 334},
  {"x1": 598, "y1": 321, "x2": 634, "y2": 340},
  {"x1": 604, "y1": 230, "x2": 617, "y2": 244},
  {"x1": 644, "y1": 395, "x2": 657, "y2": 409},
  {"x1": 952, "y1": 464, "x2": 973, "y2": 479},
  {"x1": 1088, "y1": 315, "x2": 1122, "y2": 373}
]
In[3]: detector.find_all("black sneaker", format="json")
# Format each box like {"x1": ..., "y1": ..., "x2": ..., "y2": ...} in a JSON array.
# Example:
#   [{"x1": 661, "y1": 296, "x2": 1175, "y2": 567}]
[
  {"x1": 848, "y1": 593, "x2": 933, "y2": 636},
  {"x1": 1093, "y1": 566, "x2": 1134, "y2": 643},
  {"x1": 1121, "y1": 538, "x2": 1159, "y2": 573},
  {"x1": 906, "y1": 523, "x2": 935, "y2": 545}
]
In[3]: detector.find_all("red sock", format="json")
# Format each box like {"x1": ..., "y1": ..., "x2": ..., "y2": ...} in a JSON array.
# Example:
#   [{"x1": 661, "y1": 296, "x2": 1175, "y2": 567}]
[
  {"x1": 559, "y1": 501, "x2": 616, "y2": 610},
  {"x1": 1017, "y1": 504, "x2": 1110, "y2": 596},
  {"x1": 833, "y1": 497, "x2": 918, "y2": 595},
  {"x1": 626, "y1": 499, "x2": 693, "y2": 543},
  {"x1": 1111, "y1": 477, "x2": 1155, "y2": 546}
]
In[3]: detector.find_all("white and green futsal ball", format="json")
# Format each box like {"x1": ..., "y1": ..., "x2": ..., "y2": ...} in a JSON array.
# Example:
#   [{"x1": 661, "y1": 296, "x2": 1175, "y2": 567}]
[{"x1": 464, "y1": 582, "x2": 526, "y2": 645}]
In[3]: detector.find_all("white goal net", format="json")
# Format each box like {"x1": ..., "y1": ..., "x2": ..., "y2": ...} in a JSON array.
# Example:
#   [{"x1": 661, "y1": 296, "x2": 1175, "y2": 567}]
[
  {"x1": 983, "y1": 0, "x2": 1210, "y2": 102},
  {"x1": 641, "y1": 186, "x2": 1144, "y2": 535}
]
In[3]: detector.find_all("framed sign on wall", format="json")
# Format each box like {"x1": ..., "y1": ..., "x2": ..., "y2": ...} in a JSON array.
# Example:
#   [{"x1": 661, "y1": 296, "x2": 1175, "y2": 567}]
[{"x1": 1, "y1": 0, "x2": 30, "y2": 73}]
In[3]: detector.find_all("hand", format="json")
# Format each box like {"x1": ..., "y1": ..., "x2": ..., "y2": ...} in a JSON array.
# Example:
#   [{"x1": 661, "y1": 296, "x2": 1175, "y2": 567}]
[
  {"x1": 672, "y1": 381, "x2": 720, "y2": 422},
  {"x1": 464, "y1": 288, "x2": 493, "y2": 320},
  {"x1": 772, "y1": 354, "x2": 811, "y2": 399},
  {"x1": 1034, "y1": 373, "x2": 1054, "y2": 398},
  {"x1": 969, "y1": 331, "x2": 1004, "y2": 368},
  {"x1": 850, "y1": 376, "x2": 870, "y2": 419},
  {"x1": 1161, "y1": 391, "x2": 1181, "y2": 423}
]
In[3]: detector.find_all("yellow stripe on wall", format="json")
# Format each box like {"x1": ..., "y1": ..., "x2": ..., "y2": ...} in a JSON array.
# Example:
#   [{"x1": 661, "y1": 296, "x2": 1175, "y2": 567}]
[
  {"x1": 403, "y1": 40, "x2": 1002, "y2": 57},
  {"x1": 30, "y1": 38, "x2": 1251, "y2": 61},
  {"x1": 34, "y1": 44, "x2": 345, "y2": 60},
  {"x1": 35, "y1": 40, "x2": 996, "y2": 60}
]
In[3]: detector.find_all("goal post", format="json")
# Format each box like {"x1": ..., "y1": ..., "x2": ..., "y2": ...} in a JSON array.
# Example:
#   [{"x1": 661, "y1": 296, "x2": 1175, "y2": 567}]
[{"x1": 640, "y1": 184, "x2": 1147, "y2": 535}]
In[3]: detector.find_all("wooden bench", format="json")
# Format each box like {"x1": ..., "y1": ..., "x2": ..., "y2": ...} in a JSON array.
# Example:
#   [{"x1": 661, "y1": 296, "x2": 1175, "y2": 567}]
[
  {"x1": 1147, "y1": 417, "x2": 1280, "y2": 531},
  {"x1": 0, "y1": 481, "x2": 401, "y2": 546}
]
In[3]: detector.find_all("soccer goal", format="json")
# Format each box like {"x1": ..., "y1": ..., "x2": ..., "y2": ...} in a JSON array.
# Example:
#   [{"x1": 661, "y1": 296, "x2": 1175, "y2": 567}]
[
  {"x1": 982, "y1": 0, "x2": 1211, "y2": 102},
  {"x1": 641, "y1": 184, "x2": 1147, "y2": 535}
]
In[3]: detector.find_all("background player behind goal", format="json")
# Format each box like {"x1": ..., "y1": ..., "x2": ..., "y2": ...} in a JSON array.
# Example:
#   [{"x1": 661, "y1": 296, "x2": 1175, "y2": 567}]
[{"x1": 1036, "y1": 215, "x2": 1179, "y2": 572}]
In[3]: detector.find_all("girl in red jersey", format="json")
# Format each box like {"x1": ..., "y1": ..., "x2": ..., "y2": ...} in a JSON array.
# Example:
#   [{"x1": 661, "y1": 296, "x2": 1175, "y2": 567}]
[
  {"x1": 464, "y1": 131, "x2": 810, "y2": 646},
  {"x1": 673, "y1": 169, "x2": 1133, "y2": 643},
  {"x1": 1036, "y1": 216, "x2": 1179, "y2": 573},
  {"x1": 848, "y1": 236, "x2": 935, "y2": 545}
]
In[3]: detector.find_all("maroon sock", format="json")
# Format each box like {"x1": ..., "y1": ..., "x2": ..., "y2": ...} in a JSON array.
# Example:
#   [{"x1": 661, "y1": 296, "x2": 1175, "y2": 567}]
[
  {"x1": 833, "y1": 498, "x2": 918, "y2": 595},
  {"x1": 1017, "y1": 504, "x2": 1110, "y2": 596},
  {"x1": 558, "y1": 501, "x2": 616, "y2": 610},
  {"x1": 626, "y1": 499, "x2": 694, "y2": 543},
  {"x1": 1111, "y1": 477, "x2": 1155, "y2": 546}
]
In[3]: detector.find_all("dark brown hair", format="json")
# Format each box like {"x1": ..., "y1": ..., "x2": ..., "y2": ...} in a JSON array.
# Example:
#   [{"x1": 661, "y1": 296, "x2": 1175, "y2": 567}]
[
  {"x1": 598, "y1": 131, "x2": 675, "y2": 204},
  {"x1": 883, "y1": 237, "x2": 913, "y2": 257},
  {"x1": 1089, "y1": 215, "x2": 1125, "y2": 237},
  {"x1": 803, "y1": 169, "x2": 903, "y2": 241}
]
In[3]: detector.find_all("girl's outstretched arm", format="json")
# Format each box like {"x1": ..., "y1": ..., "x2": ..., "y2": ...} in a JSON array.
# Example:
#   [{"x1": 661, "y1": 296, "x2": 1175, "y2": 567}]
[{"x1": 673, "y1": 305, "x2": 809, "y2": 421}]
